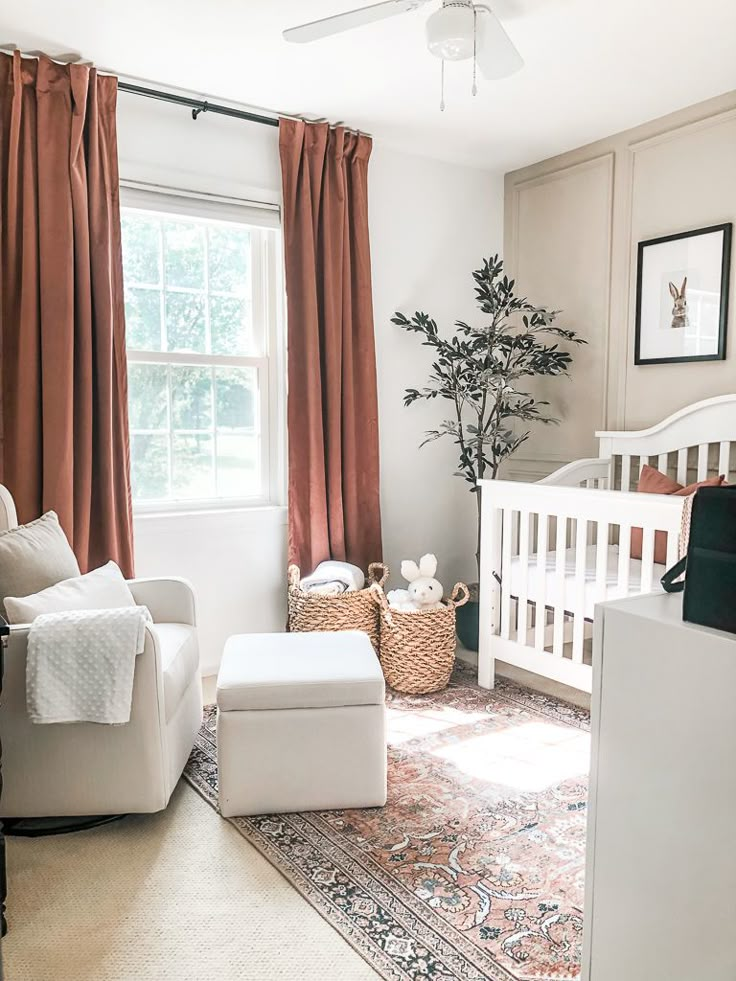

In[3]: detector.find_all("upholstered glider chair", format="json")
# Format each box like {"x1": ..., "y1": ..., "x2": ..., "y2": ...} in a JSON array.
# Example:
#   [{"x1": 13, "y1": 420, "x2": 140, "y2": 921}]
[{"x1": 0, "y1": 484, "x2": 203, "y2": 818}]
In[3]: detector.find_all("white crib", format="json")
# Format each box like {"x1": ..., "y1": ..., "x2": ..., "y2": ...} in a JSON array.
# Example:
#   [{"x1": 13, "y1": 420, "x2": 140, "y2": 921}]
[{"x1": 478, "y1": 395, "x2": 736, "y2": 694}]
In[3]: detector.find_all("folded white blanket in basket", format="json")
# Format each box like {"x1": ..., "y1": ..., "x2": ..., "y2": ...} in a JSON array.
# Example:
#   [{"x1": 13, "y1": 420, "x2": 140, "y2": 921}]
[
  {"x1": 299, "y1": 561, "x2": 366, "y2": 596},
  {"x1": 26, "y1": 606, "x2": 152, "y2": 725}
]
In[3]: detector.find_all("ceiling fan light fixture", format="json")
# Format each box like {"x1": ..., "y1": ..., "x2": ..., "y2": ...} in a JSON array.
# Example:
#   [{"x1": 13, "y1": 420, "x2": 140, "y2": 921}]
[{"x1": 426, "y1": 3, "x2": 476, "y2": 62}]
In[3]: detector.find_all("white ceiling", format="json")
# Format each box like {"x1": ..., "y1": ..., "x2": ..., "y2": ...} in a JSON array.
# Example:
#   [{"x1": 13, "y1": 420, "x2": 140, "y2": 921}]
[{"x1": 2, "y1": 0, "x2": 736, "y2": 171}]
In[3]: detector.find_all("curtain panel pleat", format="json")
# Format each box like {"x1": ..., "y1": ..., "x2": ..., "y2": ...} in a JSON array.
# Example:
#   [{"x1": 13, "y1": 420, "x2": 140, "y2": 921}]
[
  {"x1": 279, "y1": 118, "x2": 382, "y2": 574},
  {"x1": 0, "y1": 52, "x2": 134, "y2": 575}
]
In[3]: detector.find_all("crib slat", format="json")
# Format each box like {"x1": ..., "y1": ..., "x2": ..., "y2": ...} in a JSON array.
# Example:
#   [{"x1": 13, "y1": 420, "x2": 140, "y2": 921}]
[
  {"x1": 697, "y1": 444, "x2": 708, "y2": 481},
  {"x1": 572, "y1": 518, "x2": 587, "y2": 664},
  {"x1": 639, "y1": 526, "x2": 656, "y2": 594},
  {"x1": 719, "y1": 441, "x2": 731, "y2": 482},
  {"x1": 621, "y1": 455, "x2": 631, "y2": 492},
  {"x1": 534, "y1": 514, "x2": 549, "y2": 651},
  {"x1": 595, "y1": 521, "x2": 610, "y2": 605},
  {"x1": 501, "y1": 508, "x2": 513, "y2": 640},
  {"x1": 485, "y1": 504, "x2": 504, "y2": 650},
  {"x1": 657, "y1": 453, "x2": 668, "y2": 475},
  {"x1": 517, "y1": 510, "x2": 530, "y2": 642},
  {"x1": 617, "y1": 524, "x2": 632, "y2": 599},
  {"x1": 552, "y1": 516, "x2": 567, "y2": 658},
  {"x1": 676, "y1": 448, "x2": 688, "y2": 485}
]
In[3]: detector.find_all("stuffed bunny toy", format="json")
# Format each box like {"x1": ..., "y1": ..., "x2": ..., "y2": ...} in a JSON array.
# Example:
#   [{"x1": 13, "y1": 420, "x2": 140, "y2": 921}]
[{"x1": 386, "y1": 554, "x2": 444, "y2": 611}]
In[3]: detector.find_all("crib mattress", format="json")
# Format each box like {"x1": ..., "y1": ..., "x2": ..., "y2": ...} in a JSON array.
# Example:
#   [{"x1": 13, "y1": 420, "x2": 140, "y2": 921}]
[{"x1": 508, "y1": 544, "x2": 666, "y2": 620}]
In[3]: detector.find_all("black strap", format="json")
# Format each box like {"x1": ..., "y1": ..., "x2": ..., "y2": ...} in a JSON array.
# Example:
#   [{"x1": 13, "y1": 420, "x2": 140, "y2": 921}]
[{"x1": 661, "y1": 556, "x2": 687, "y2": 593}]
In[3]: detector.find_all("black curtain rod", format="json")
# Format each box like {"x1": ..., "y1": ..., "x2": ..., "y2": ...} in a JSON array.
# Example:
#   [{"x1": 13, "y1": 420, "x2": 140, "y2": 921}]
[{"x1": 117, "y1": 81, "x2": 280, "y2": 127}]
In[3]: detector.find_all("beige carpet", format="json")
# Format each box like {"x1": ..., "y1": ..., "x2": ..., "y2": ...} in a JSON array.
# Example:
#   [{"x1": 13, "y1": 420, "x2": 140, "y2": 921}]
[{"x1": 3, "y1": 781, "x2": 380, "y2": 981}]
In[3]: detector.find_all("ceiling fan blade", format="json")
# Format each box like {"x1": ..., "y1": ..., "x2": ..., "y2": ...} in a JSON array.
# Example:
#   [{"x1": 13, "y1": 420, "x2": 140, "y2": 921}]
[
  {"x1": 284, "y1": 0, "x2": 431, "y2": 44},
  {"x1": 475, "y1": 7, "x2": 524, "y2": 80}
]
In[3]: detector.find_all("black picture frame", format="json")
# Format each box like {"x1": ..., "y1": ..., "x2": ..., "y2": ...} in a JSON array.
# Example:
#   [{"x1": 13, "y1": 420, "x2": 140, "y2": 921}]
[{"x1": 634, "y1": 222, "x2": 732, "y2": 365}]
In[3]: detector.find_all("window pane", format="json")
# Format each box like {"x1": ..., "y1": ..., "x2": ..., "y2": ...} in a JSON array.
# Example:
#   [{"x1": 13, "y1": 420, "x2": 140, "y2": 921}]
[
  {"x1": 164, "y1": 220, "x2": 205, "y2": 289},
  {"x1": 215, "y1": 367, "x2": 257, "y2": 431},
  {"x1": 209, "y1": 296, "x2": 251, "y2": 356},
  {"x1": 128, "y1": 363, "x2": 168, "y2": 430},
  {"x1": 165, "y1": 292, "x2": 206, "y2": 353},
  {"x1": 171, "y1": 366, "x2": 213, "y2": 430},
  {"x1": 130, "y1": 434, "x2": 169, "y2": 500},
  {"x1": 216, "y1": 434, "x2": 259, "y2": 497},
  {"x1": 208, "y1": 225, "x2": 250, "y2": 294},
  {"x1": 122, "y1": 213, "x2": 160, "y2": 285},
  {"x1": 172, "y1": 434, "x2": 214, "y2": 499},
  {"x1": 125, "y1": 287, "x2": 162, "y2": 351}
]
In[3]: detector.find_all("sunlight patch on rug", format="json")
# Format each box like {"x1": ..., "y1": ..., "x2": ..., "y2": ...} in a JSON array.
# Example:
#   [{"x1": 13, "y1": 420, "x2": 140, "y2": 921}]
[{"x1": 184, "y1": 665, "x2": 590, "y2": 981}]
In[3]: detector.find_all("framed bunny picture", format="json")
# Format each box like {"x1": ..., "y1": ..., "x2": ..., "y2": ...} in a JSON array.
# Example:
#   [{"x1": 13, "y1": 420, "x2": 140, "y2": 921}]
[{"x1": 634, "y1": 223, "x2": 732, "y2": 365}]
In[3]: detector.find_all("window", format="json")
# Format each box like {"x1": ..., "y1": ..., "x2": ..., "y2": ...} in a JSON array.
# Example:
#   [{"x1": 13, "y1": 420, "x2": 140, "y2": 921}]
[{"x1": 121, "y1": 187, "x2": 283, "y2": 510}]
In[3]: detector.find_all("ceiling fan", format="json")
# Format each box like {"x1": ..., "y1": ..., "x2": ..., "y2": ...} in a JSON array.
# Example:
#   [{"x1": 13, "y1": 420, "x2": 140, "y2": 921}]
[{"x1": 283, "y1": 1, "x2": 523, "y2": 90}]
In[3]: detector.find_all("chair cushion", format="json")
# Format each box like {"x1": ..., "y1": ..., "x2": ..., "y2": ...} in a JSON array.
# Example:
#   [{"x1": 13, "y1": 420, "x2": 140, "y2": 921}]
[
  {"x1": 4, "y1": 561, "x2": 135, "y2": 624},
  {"x1": 217, "y1": 631, "x2": 384, "y2": 712},
  {"x1": 152, "y1": 623, "x2": 200, "y2": 723},
  {"x1": 0, "y1": 511, "x2": 80, "y2": 618}
]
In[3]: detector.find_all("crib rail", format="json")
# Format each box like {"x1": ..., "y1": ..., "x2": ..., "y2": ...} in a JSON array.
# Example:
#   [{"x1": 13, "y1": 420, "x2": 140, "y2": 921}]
[
  {"x1": 478, "y1": 479, "x2": 684, "y2": 693},
  {"x1": 538, "y1": 457, "x2": 610, "y2": 489}
]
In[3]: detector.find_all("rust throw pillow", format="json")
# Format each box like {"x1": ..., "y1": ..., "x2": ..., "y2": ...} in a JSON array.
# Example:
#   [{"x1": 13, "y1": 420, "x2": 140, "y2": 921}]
[{"x1": 631, "y1": 465, "x2": 725, "y2": 564}]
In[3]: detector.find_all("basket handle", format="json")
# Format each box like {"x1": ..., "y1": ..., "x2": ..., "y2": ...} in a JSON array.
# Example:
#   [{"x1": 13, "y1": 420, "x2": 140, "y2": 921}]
[
  {"x1": 369, "y1": 582, "x2": 394, "y2": 628},
  {"x1": 367, "y1": 562, "x2": 389, "y2": 587},
  {"x1": 449, "y1": 582, "x2": 471, "y2": 608},
  {"x1": 287, "y1": 564, "x2": 301, "y2": 588}
]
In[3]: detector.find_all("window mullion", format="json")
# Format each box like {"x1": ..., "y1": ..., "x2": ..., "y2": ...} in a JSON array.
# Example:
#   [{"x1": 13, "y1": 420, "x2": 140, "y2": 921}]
[
  {"x1": 166, "y1": 364, "x2": 174, "y2": 498},
  {"x1": 212, "y1": 366, "x2": 219, "y2": 496},
  {"x1": 158, "y1": 218, "x2": 166, "y2": 353},
  {"x1": 204, "y1": 226, "x2": 212, "y2": 357}
]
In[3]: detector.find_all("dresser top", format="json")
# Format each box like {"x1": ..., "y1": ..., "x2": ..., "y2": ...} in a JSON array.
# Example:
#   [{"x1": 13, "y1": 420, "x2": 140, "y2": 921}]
[{"x1": 598, "y1": 590, "x2": 736, "y2": 642}]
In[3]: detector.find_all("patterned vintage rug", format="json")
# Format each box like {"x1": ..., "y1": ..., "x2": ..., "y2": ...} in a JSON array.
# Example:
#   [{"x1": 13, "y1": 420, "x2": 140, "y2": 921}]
[{"x1": 184, "y1": 665, "x2": 590, "y2": 981}]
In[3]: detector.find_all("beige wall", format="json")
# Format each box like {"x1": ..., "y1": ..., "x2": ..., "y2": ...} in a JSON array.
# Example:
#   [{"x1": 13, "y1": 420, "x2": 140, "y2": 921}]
[{"x1": 504, "y1": 91, "x2": 736, "y2": 479}]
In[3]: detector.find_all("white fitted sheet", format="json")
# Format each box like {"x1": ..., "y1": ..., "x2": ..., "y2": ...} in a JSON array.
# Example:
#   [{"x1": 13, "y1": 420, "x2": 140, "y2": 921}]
[{"x1": 508, "y1": 545, "x2": 666, "y2": 620}]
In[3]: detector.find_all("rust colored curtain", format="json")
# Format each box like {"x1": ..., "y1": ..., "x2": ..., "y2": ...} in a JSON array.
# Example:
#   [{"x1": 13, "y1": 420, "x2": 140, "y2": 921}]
[
  {"x1": 279, "y1": 118, "x2": 382, "y2": 574},
  {"x1": 0, "y1": 52, "x2": 134, "y2": 575}
]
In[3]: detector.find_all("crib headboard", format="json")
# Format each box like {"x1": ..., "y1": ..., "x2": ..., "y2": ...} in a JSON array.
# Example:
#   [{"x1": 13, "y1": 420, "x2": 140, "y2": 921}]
[{"x1": 597, "y1": 395, "x2": 736, "y2": 491}]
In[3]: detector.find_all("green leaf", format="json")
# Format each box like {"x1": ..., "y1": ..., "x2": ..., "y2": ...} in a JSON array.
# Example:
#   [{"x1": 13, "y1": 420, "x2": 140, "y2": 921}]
[{"x1": 393, "y1": 255, "x2": 585, "y2": 510}]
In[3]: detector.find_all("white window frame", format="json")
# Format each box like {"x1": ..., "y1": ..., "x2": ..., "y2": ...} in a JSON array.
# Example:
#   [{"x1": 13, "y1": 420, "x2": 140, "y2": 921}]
[{"x1": 121, "y1": 182, "x2": 285, "y2": 515}]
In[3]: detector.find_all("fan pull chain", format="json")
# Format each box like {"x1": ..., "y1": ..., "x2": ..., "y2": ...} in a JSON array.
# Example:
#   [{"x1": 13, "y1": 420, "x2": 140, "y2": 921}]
[
  {"x1": 440, "y1": 58, "x2": 445, "y2": 112},
  {"x1": 472, "y1": 9, "x2": 478, "y2": 97}
]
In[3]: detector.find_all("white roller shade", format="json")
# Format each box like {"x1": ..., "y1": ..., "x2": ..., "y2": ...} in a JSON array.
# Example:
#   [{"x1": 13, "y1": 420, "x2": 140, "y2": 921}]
[{"x1": 120, "y1": 182, "x2": 280, "y2": 229}]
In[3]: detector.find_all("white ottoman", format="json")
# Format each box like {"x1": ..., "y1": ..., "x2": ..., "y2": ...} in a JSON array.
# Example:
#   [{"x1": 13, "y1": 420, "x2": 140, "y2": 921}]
[{"x1": 216, "y1": 630, "x2": 387, "y2": 817}]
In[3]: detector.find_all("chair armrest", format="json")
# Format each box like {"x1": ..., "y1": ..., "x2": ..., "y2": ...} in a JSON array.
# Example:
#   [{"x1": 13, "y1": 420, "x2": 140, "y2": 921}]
[
  {"x1": 7, "y1": 624, "x2": 30, "y2": 646},
  {"x1": 127, "y1": 577, "x2": 197, "y2": 626}
]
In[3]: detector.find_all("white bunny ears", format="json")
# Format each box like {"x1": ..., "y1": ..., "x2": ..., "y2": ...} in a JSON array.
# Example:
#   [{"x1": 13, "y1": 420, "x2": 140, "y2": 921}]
[{"x1": 401, "y1": 553, "x2": 438, "y2": 582}]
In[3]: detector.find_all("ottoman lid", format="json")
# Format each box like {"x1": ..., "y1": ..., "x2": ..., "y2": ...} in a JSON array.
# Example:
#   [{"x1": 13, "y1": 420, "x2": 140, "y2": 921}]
[{"x1": 217, "y1": 631, "x2": 385, "y2": 712}]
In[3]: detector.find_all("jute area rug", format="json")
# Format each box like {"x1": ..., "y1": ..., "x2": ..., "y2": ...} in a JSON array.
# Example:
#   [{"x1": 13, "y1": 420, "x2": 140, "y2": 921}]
[{"x1": 184, "y1": 665, "x2": 590, "y2": 981}]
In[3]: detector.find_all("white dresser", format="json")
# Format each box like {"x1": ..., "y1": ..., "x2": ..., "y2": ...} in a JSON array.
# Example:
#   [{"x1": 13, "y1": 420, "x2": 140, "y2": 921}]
[{"x1": 583, "y1": 591, "x2": 736, "y2": 981}]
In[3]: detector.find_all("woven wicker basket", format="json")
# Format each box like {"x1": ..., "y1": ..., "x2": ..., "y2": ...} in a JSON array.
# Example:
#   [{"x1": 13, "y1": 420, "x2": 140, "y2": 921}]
[
  {"x1": 371, "y1": 582, "x2": 470, "y2": 694},
  {"x1": 287, "y1": 562, "x2": 389, "y2": 652}
]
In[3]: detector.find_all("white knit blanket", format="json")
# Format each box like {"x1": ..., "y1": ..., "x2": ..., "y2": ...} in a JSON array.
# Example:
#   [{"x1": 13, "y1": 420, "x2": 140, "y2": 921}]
[
  {"x1": 299, "y1": 561, "x2": 366, "y2": 596},
  {"x1": 26, "y1": 606, "x2": 152, "y2": 725}
]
